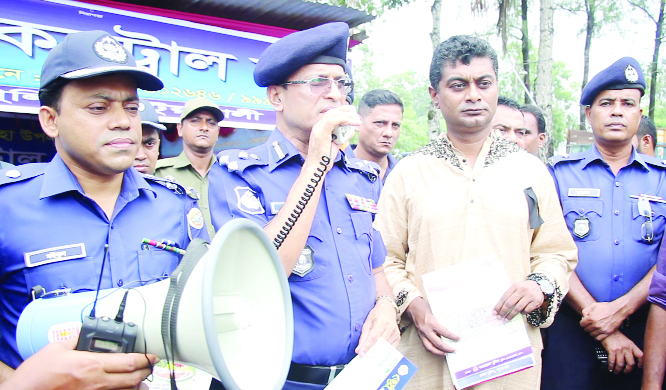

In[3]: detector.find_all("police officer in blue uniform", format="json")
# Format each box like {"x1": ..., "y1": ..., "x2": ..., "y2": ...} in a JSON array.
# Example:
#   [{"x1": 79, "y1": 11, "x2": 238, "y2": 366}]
[
  {"x1": 208, "y1": 22, "x2": 400, "y2": 389},
  {"x1": 542, "y1": 57, "x2": 666, "y2": 390},
  {"x1": 0, "y1": 30, "x2": 208, "y2": 386}
]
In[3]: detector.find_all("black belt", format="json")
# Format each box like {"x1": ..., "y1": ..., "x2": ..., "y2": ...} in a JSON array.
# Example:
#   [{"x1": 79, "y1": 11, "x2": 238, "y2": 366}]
[{"x1": 287, "y1": 362, "x2": 346, "y2": 385}]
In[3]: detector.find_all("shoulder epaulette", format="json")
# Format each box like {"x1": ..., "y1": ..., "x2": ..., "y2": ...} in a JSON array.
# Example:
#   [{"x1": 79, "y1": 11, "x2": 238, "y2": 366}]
[
  {"x1": 547, "y1": 153, "x2": 583, "y2": 167},
  {"x1": 347, "y1": 157, "x2": 380, "y2": 183},
  {"x1": 642, "y1": 155, "x2": 666, "y2": 169},
  {"x1": 217, "y1": 148, "x2": 268, "y2": 174},
  {"x1": 155, "y1": 157, "x2": 177, "y2": 169},
  {"x1": 0, "y1": 163, "x2": 47, "y2": 186},
  {"x1": 143, "y1": 174, "x2": 200, "y2": 200}
]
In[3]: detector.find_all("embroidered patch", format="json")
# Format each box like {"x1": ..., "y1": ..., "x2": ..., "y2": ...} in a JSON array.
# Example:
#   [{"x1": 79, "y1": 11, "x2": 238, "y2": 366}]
[
  {"x1": 93, "y1": 35, "x2": 127, "y2": 63},
  {"x1": 293, "y1": 245, "x2": 315, "y2": 277},
  {"x1": 625, "y1": 64, "x2": 639, "y2": 83},
  {"x1": 346, "y1": 194, "x2": 378, "y2": 213},
  {"x1": 187, "y1": 208, "x2": 204, "y2": 230},
  {"x1": 24, "y1": 243, "x2": 87, "y2": 268},
  {"x1": 234, "y1": 186, "x2": 265, "y2": 215}
]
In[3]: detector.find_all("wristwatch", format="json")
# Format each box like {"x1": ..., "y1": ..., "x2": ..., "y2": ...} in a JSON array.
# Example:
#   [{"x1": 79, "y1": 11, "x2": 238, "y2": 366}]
[{"x1": 526, "y1": 273, "x2": 555, "y2": 301}]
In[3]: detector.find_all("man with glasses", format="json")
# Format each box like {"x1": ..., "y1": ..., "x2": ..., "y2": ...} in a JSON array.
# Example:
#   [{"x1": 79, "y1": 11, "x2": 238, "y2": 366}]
[
  {"x1": 543, "y1": 57, "x2": 666, "y2": 390},
  {"x1": 155, "y1": 97, "x2": 224, "y2": 238},
  {"x1": 208, "y1": 22, "x2": 399, "y2": 389}
]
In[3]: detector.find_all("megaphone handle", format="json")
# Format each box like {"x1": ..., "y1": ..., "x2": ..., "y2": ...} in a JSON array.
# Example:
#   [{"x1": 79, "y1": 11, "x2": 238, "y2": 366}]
[{"x1": 273, "y1": 155, "x2": 331, "y2": 250}]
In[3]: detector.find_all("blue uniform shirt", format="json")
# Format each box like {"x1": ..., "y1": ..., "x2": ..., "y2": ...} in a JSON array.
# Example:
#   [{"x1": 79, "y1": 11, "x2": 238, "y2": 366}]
[
  {"x1": 347, "y1": 144, "x2": 399, "y2": 184},
  {"x1": 208, "y1": 129, "x2": 386, "y2": 367},
  {"x1": 0, "y1": 155, "x2": 208, "y2": 368},
  {"x1": 549, "y1": 145, "x2": 666, "y2": 302}
]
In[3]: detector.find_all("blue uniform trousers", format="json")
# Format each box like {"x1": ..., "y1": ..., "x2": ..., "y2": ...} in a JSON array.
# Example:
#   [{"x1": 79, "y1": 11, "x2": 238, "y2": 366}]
[{"x1": 541, "y1": 304, "x2": 650, "y2": 390}]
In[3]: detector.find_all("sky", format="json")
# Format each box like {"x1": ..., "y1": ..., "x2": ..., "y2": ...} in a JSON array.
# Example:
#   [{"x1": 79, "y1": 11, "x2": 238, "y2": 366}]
[{"x1": 348, "y1": 0, "x2": 659, "y2": 91}]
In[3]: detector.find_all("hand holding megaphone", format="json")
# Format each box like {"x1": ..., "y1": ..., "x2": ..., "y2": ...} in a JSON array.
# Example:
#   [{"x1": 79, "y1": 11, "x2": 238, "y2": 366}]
[{"x1": 309, "y1": 105, "x2": 360, "y2": 161}]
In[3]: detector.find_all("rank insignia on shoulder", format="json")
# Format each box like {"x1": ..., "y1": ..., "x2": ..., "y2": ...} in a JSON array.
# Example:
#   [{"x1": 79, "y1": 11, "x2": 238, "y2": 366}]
[
  {"x1": 292, "y1": 245, "x2": 315, "y2": 277},
  {"x1": 346, "y1": 193, "x2": 378, "y2": 213},
  {"x1": 573, "y1": 215, "x2": 591, "y2": 238},
  {"x1": 234, "y1": 186, "x2": 265, "y2": 215}
]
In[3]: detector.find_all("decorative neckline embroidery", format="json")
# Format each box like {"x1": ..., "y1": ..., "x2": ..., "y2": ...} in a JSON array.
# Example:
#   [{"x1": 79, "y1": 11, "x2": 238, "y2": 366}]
[{"x1": 411, "y1": 135, "x2": 524, "y2": 170}]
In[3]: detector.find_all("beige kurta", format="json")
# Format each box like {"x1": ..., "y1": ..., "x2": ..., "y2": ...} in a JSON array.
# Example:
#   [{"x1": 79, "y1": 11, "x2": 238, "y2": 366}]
[{"x1": 376, "y1": 134, "x2": 577, "y2": 390}]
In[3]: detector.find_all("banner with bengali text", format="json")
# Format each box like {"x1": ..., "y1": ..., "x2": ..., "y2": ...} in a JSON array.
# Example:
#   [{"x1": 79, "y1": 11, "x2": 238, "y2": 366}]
[{"x1": 0, "y1": 0, "x2": 278, "y2": 130}]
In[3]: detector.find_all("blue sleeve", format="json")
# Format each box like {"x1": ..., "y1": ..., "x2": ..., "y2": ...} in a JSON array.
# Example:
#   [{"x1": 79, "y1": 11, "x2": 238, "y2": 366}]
[
  {"x1": 371, "y1": 229, "x2": 387, "y2": 268},
  {"x1": 185, "y1": 199, "x2": 210, "y2": 242},
  {"x1": 208, "y1": 163, "x2": 269, "y2": 231}
]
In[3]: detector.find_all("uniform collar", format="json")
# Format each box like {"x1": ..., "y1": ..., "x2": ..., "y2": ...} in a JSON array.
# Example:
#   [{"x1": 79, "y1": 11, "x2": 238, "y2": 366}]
[
  {"x1": 40, "y1": 154, "x2": 155, "y2": 199},
  {"x1": 266, "y1": 129, "x2": 346, "y2": 172},
  {"x1": 169, "y1": 151, "x2": 217, "y2": 170},
  {"x1": 581, "y1": 144, "x2": 649, "y2": 171}
]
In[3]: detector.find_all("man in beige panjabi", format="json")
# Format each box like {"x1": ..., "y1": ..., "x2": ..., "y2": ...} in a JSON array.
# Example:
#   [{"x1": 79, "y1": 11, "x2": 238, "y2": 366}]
[{"x1": 375, "y1": 35, "x2": 578, "y2": 390}]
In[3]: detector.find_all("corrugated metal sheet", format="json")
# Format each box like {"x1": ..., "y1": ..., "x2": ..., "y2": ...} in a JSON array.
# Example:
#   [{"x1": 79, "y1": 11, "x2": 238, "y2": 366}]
[{"x1": 113, "y1": 0, "x2": 375, "y2": 30}]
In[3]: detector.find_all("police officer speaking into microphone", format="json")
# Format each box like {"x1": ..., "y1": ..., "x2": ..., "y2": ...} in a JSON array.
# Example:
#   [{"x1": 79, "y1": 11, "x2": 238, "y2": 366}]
[
  {"x1": 208, "y1": 22, "x2": 400, "y2": 389},
  {"x1": 0, "y1": 30, "x2": 208, "y2": 387}
]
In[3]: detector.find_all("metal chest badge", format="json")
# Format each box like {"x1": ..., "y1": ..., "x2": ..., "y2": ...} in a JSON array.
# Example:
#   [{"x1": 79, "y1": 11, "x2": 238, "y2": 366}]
[
  {"x1": 573, "y1": 215, "x2": 591, "y2": 239},
  {"x1": 234, "y1": 186, "x2": 265, "y2": 215},
  {"x1": 293, "y1": 245, "x2": 315, "y2": 277}
]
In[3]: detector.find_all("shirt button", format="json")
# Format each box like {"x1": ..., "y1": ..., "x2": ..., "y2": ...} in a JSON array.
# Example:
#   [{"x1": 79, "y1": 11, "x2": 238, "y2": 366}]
[
  {"x1": 117, "y1": 279, "x2": 123, "y2": 287},
  {"x1": 336, "y1": 228, "x2": 342, "y2": 234},
  {"x1": 614, "y1": 239, "x2": 620, "y2": 245},
  {"x1": 462, "y1": 159, "x2": 467, "y2": 163},
  {"x1": 615, "y1": 182, "x2": 620, "y2": 187},
  {"x1": 614, "y1": 275, "x2": 620, "y2": 281},
  {"x1": 472, "y1": 178, "x2": 476, "y2": 182},
  {"x1": 110, "y1": 224, "x2": 114, "y2": 229},
  {"x1": 470, "y1": 199, "x2": 474, "y2": 203},
  {"x1": 355, "y1": 323, "x2": 360, "y2": 331},
  {"x1": 162, "y1": 272, "x2": 169, "y2": 278},
  {"x1": 579, "y1": 208, "x2": 585, "y2": 213},
  {"x1": 348, "y1": 275, "x2": 354, "y2": 282},
  {"x1": 614, "y1": 210, "x2": 620, "y2": 216}
]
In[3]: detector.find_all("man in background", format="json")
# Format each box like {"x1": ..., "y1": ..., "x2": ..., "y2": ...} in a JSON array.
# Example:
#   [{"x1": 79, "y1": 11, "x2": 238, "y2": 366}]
[
  {"x1": 492, "y1": 96, "x2": 525, "y2": 149},
  {"x1": 133, "y1": 99, "x2": 165, "y2": 175},
  {"x1": 520, "y1": 104, "x2": 547, "y2": 156},
  {"x1": 155, "y1": 97, "x2": 224, "y2": 238},
  {"x1": 350, "y1": 89, "x2": 403, "y2": 183},
  {"x1": 632, "y1": 115, "x2": 657, "y2": 157}
]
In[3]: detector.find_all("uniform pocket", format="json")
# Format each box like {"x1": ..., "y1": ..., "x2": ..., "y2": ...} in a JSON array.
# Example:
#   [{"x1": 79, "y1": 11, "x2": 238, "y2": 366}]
[
  {"x1": 137, "y1": 249, "x2": 179, "y2": 284},
  {"x1": 631, "y1": 200, "x2": 666, "y2": 244},
  {"x1": 24, "y1": 257, "x2": 96, "y2": 294},
  {"x1": 562, "y1": 198, "x2": 604, "y2": 242},
  {"x1": 350, "y1": 212, "x2": 373, "y2": 274}
]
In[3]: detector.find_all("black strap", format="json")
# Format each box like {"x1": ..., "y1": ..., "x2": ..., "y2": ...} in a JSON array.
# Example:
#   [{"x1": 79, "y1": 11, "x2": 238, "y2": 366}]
[
  {"x1": 524, "y1": 187, "x2": 544, "y2": 229},
  {"x1": 160, "y1": 238, "x2": 209, "y2": 389},
  {"x1": 287, "y1": 362, "x2": 346, "y2": 385}
]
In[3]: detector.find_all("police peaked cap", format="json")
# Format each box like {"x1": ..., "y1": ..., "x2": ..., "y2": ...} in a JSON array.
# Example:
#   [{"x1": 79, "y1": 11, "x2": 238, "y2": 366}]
[
  {"x1": 40, "y1": 30, "x2": 163, "y2": 91},
  {"x1": 580, "y1": 57, "x2": 646, "y2": 106},
  {"x1": 253, "y1": 22, "x2": 350, "y2": 87}
]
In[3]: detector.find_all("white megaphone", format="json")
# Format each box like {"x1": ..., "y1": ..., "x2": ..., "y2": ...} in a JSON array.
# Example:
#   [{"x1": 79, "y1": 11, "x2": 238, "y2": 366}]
[{"x1": 17, "y1": 218, "x2": 293, "y2": 390}]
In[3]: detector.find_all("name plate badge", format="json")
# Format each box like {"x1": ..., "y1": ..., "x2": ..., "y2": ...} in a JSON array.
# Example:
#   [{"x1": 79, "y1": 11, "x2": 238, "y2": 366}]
[
  {"x1": 24, "y1": 243, "x2": 87, "y2": 268},
  {"x1": 568, "y1": 188, "x2": 601, "y2": 198}
]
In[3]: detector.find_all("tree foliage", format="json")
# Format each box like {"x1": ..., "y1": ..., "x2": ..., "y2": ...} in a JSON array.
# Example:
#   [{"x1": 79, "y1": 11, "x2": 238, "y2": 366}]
[{"x1": 307, "y1": 0, "x2": 412, "y2": 15}]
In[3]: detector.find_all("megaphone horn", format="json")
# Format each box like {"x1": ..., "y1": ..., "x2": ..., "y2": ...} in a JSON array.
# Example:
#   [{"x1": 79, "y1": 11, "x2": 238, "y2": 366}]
[{"x1": 17, "y1": 218, "x2": 293, "y2": 390}]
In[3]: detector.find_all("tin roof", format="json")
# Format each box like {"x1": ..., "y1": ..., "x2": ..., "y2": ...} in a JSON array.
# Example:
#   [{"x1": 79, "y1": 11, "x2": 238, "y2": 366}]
[{"x1": 113, "y1": 0, "x2": 375, "y2": 30}]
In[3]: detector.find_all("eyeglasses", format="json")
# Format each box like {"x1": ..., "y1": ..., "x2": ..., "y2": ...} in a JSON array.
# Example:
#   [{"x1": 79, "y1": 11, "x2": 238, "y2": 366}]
[
  {"x1": 282, "y1": 77, "x2": 354, "y2": 95},
  {"x1": 638, "y1": 198, "x2": 654, "y2": 242}
]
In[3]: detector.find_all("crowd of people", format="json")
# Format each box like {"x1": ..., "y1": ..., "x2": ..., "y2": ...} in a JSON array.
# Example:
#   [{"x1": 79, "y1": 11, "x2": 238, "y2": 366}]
[{"x1": 0, "y1": 20, "x2": 665, "y2": 390}]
